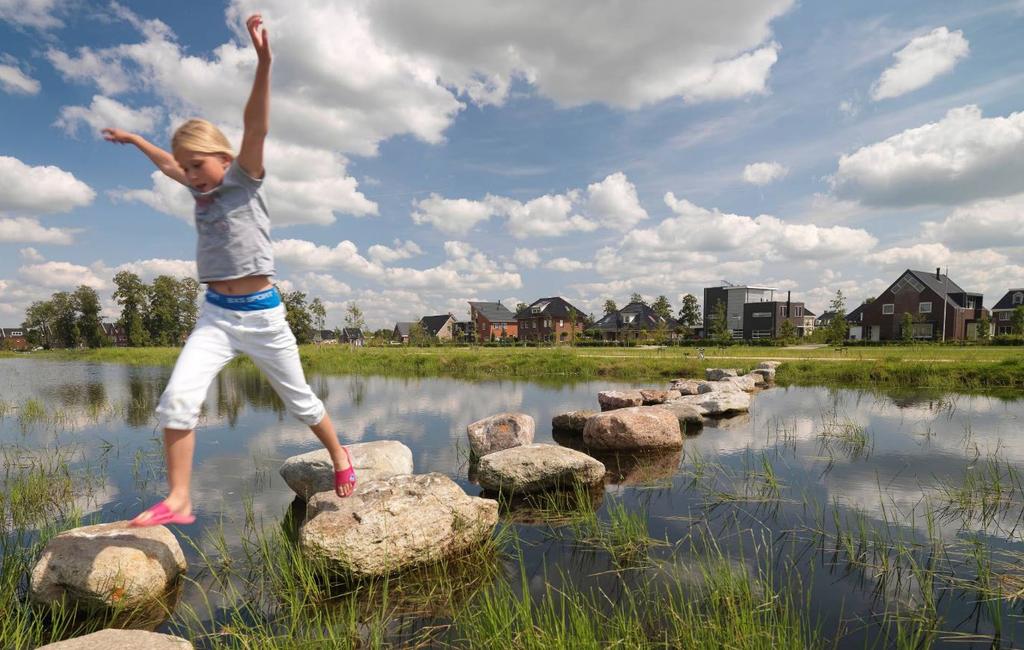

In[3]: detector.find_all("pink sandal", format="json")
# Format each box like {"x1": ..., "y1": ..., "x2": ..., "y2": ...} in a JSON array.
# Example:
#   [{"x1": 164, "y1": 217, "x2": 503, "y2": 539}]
[
  {"x1": 334, "y1": 447, "x2": 357, "y2": 496},
  {"x1": 129, "y1": 501, "x2": 196, "y2": 527}
]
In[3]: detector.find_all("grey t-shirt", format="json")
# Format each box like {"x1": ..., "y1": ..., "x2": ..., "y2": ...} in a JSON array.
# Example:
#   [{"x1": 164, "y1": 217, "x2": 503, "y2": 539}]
[{"x1": 190, "y1": 161, "x2": 275, "y2": 283}]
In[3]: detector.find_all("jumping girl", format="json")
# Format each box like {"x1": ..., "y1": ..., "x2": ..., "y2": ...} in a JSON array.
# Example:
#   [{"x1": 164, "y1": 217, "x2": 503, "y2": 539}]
[{"x1": 103, "y1": 14, "x2": 355, "y2": 527}]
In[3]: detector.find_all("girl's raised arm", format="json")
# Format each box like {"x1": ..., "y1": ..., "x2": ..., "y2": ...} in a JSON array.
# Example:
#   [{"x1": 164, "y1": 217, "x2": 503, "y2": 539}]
[
  {"x1": 237, "y1": 13, "x2": 271, "y2": 179},
  {"x1": 102, "y1": 128, "x2": 189, "y2": 186}
]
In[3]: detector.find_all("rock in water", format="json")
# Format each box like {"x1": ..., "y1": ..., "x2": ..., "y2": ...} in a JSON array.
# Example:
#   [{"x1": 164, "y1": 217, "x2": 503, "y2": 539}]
[
  {"x1": 36, "y1": 630, "x2": 193, "y2": 650},
  {"x1": 552, "y1": 410, "x2": 597, "y2": 435},
  {"x1": 757, "y1": 360, "x2": 782, "y2": 370},
  {"x1": 696, "y1": 380, "x2": 743, "y2": 394},
  {"x1": 280, "y1": 440, "x2": 414, "y2": 499},
  {"x1": 675, "y1": 390, "x2": 752, "y2": 416},
  {"x1": 467, "y1": 412, "x2": 535, "y2": 458},
  {"x1": 669, "y1": 379, "x2": 701, "y2": 395},
  {"x1": 639, "y1": 389, "x2": 672, "y2": 405},
  {"x1": 657, "y1": 401, "x2": 705, "y2": 430},
  {"x1": 705, "y1": 368, "x2": 739, "y2": 381},
  {"x1": 300, "y1": 473, "x2": 498, "y2": 579},
  {"x1": 582, "y1": 406, "x2": 683, "y2": 450},
  {"x1": 751, "y1": 367, "x2": 777, "y2": 381},
  {"x1": 477, "y1": 444, "x2": 605, "y2": 494},
  {"x1": 722, "y1": 375, "x2": 758, "y2": 392},
  {"x1": 597, "y1": 390, "x2": 644, "y2": 411},
  {"x1": 30, "y1": 522, "x2": 186, "y2": 614},
  {"x1": 744, "y1": 372, "x2": 766, "y2": 387}
]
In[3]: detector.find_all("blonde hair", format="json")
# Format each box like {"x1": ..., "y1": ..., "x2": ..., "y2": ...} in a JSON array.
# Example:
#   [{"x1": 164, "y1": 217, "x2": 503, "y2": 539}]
[{"x1": 172, "y1": 119, "x2": 234, "y2": 160}]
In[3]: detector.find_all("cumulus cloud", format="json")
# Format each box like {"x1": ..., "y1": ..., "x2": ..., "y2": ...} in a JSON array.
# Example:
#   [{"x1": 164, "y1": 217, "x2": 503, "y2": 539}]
[
  {"x1": 367, "y1": 239, "x2": 423, "y2": 264},
  {"x1": 923, "y1": 194, "x2": 1024, "y2": 250},
  {"x1": 296, "y1": 272, "x2": 352, "y2": 296},
  {"x1": 0, "y1": 155, "x2": 95, "y2": 217},
  {"x1": 864, "y1": 243, "x2": 951, "y2": 269},
  {"x1": 489, "y1": 192, "x2": 596, "y2": 239},
  {"x1": 871, "y1": 27, "x2": 969, "y2": 101},
  {"x1": 0, "y1": 60, "x2": 40, "y2": 95},
  {"x1": 19, "y1": 247, "x2": 44, "y2": 262},
  {"x1": 0, "y1": 0, "x2": 62, "y2": 29},
  {"x1": 113, "y1": 258, "x2": 197, "y2": 280},
  {"x1": 545, "y1": 257, "x2": 592, "y2": 272},
  {"x1": 583, "y1": 172, "x2": 648, "y2": 230},
  {"x1": 742, "y1": 161, "x2": 788, "y2": 185},
  {"x1": 55, "y1": 95, "x2": 163, "y2": 138},
  {"x1": 831, "y1": 106, "x2": 1024, "y2": 207},
  {"x1": 109, "y1": 171, "x2": 193, "y2": 222},
  {"x1": 0, "y1": 217, "x2": 76, "y2": 245},
  {"x1": 19, "y1": 261, "x2": 106, "y2": 289},
  {"x1": 514, "y1": 248, "x2": 540, "y2": 268},
  {"x1": 411, "y1": 194, "x2": 494, "y2": 234}
]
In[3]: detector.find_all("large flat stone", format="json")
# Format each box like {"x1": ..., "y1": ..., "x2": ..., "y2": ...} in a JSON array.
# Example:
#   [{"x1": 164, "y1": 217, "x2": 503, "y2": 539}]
[
  {"x1": 598, "y1": 390, "x2": 644, "y2": 411},
  {"x1": 675, "y1": 390, "x2": 752, "y2": 416},
  {"x1": 280, "y1": 440, "x2": 414, "y2": 499},
  {"x1": 300, "y1": 473, "x2": 498, "y2": 580},
  {"x1": 477, "y1": 444, "x2": 605, "y2": 494},
  {"x1": 582, "y1": 406, "x2": 683, "y2": 450},
  {"x1": 36, "y1": 630, "x2": 193, "y2": 650},
  {"x1": 467, "y1": 412, "x2": 535, "y2": 458},
  {"x1": 705, "y1": 368, "x2": 739, "y2": 381},
  {"x1": 551, "y1": 410, "x2": 598, "y2": 436}
]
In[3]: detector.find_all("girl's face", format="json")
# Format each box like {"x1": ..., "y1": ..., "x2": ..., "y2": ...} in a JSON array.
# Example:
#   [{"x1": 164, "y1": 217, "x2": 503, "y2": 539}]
[{"x1": 175, "y1": 150, "x2": 231, "y2": 193}]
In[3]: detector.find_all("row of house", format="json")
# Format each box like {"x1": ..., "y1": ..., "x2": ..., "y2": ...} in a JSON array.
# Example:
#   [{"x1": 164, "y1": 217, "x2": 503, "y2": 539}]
[
  {"x1": 702, "y1": 285, "x2": 815, "y2": 340},
  {"x1": 394, "y1": 297, "x2": 593, "y2": 344}
]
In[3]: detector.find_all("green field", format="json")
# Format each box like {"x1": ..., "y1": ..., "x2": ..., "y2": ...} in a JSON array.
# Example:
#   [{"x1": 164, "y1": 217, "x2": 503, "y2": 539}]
[{"x1": 4, "y1": 344, "x2": 1023, "y2": 390}]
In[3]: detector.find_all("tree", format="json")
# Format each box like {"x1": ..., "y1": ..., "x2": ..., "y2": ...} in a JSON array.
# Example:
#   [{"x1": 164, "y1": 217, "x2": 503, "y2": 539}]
[
  {"x1": 651, "y1": 295, "x2": 672, "y2": 321},
  {"x1": 1012, "y1": 306, "x2": 1024, "y2": 336},
  {"x1": 51, "y1": 292, "x2": 80, "y2": 348},
  {"x1": 977, "y1": 313, "x2": 990, "y2": 341},
  {"x1": 677, "y1": 294, "x2": 700, "y2": 329},
  {"x1": 73, "y1": 285, "x2": 107, "y2": 348},
  {"x1": 777, "y1": 319, "x2": 797, "y2": 345},
  {"x1": 147, "y1": 275, "x2": 184, "y2": 345},
  {"x1": 112, "y1": 271, "x2": 150, "y2": 346},
  {"x1": 344, "y1": 302, "x2": 366, "y2": 331},
  {"x1": 282, "y1": 291, "x2": 314, "y2": 344},
  {"x1": 408, "y1": 322, "x2": 432, "y2": 346},
  {"x1": 515, "y1": 302, "x2": 528, "y2": 315},
  {"x1": 826, "y1": 290, "x2": 847, "y2": 346},
  {"x1": 901, "y1": 312, "x2": 915, "y2": 344},
  {"x1": 23, "y1": 300, "x2": 56, "y2": 348},
  {"x1": 179, "y1": 278, "x2": 200, "y2": 334},
  {"x1": 629, "y1": 292, "x2": 647, "y2": 306},
  {"x1": 603, "y1": 299, "x2": 618, "y2": 316},
  {"x1": 711, "y1": 301, "x2": 732, "y2": 347}
]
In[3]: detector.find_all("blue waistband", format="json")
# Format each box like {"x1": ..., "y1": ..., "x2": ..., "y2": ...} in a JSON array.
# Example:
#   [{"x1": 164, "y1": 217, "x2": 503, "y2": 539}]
[{"x1": 205, "y1": 287, "x2": 282, "y2": 311}]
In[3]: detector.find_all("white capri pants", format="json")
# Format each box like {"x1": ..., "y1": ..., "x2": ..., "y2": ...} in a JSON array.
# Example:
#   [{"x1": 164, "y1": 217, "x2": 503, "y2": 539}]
[{"x1": 155, "y1": 301, "x2": 325, "y2": 430}]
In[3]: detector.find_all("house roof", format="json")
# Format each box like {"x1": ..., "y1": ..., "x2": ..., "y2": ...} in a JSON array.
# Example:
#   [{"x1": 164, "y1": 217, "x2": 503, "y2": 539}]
[
  {"x1": 341, "y1": 327, "x2": 363, "y2": 339},
  {"x1": 0, "y1": 327, "x2": 27, "y2": 337},
  {"x1": 420, "y1": 314, "x2": 454, "y2": 336},
  {"x1": 846, "y1": 304, "x2": 865, "y2": 322},
  {"x1": 803, "y1": 308, "x2": 816, "y2": 317},
  {"x1": 469, "y1": 301, "x2": 516, "y2": 323},
  {"x1": 593, "y1": 302, "x2": 677, "y2": 332},
  {"x1": 394, "y1": 322, "x2": 416, "y2": 337},
  {"x1": 992, "y1": 289, "x2": 1024, "y2": 311},
  {"x1": 816, "y1": 310, "x2": 838, "y2": 322},
  {"x1": 516, "y1": 296, "x2": 586, "y2": 320}
]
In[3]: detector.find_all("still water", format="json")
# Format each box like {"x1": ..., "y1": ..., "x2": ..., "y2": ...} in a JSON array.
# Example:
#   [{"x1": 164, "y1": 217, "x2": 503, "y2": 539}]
[{"x1": 2, "y1": 357, "x2": 1024, "y2": 647}]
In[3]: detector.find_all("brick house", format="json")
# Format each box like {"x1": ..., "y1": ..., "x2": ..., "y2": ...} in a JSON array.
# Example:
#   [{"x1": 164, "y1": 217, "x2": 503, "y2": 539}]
[
  {"x1": 858, "y1": 269, "x2": 985, "y2": 341},
  {"x1": 592, "y1": 302, "x2": 677, "y2": 342},
  {"x1": 468, "y1": 301, "x2": 518, "y2": 342},
  {"x1": 420, "y1": 314, "x2": 456, "y2": 341},
  {"x1": 990, "y1": 289, "x2": 1024, "y2": 335},
  {"x1": 516, "y1": 297, "x2": 587, "y2": 343},
  {"x1": 0, "y1": 327, "x2": 30, "y2": 351},
  {"x1": 393, "y1": 322, "x2": 415, "y2": 344}
]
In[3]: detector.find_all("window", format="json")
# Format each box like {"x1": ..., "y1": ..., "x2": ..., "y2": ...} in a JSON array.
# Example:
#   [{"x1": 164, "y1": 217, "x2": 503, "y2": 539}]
[
  {"x1": 912, "y1": 323, "x2": 934, "y2": 339},
  {"x1": 795, "y1": 306, "x2": 802, "y2": 317},
  {"x1": 751, "y1": 329, "x2": 772, "y2": 339},
  {"x1": 781, "y1": 306, "x2": 789, "y2": 317},
  {"x1": 892, "y1": 274, "x2": 924, "y2": 294},
  {"x1": 1001, "y1": 311, "x2": 1011, "y2": 321},
  {"x1": 882, "y1": 304, "x2": 895, "y2": 315},
  {"x1": 752, "y1": 311, "x2": 771, "y2": 318},
  {"x1": 919, "y1": 302, "x2": 932, "y2": 314},
  {"x1": 1014, "y1": 292, "x2": 1024, "y2": 305},
  {"x1": 558, "y1": 320, "x2": 563, "y2": 327}
]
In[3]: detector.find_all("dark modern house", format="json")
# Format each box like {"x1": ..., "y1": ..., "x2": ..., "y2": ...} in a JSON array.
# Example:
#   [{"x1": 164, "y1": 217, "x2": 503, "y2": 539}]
[
  {"x1": 516, "y1": 297, "x2": 588, "y2": 343},
  {"x1": 592, "y1": 302, "x2": 678, "y2": 342},
  {"x1": 340, "y1": 328, "x2": 364, "y2": 346},
  {"x1": 468, "y1": 301, "x2": 518, "y2": 341},
  {"x1": 741, "y1": 295, "x2": 808, "y2": 340},
  {"x1": 858, "y1": 269, "x2": 985, "y2": 341},
  {"x1": 846, "y1": 303, "x2": 867, "y2": 340},
  {"x1": 990, "y1": 289, "x2": 1024, "y2": 335},
  {"x1": 703, "y1": 283, "x2": 777, "y2": 339}
]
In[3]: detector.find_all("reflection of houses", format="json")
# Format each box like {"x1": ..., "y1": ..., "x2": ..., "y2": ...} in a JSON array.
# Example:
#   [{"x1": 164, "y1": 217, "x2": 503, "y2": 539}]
[
  {"x1": 991, "y1": 289, "x2": 1024, "y2": 335},
  {"x1": 392, "y1": 322, "x2": 415, "y2": 344},
  {"x1": 469, "y1": 302, "x2": 518, "y2": 341},
  {"x1": 516, "y1": 297, "x2": 587, "y2": 343},
  {"x1": 340, "y1": 328, "x2": 364, "y2": 346},
  {"x1": 593, "y1": 302, "x2": 677, "y2": 342},
  {"x1": 101, "y1": 322, "x2": 128, "y2": 347},
  {"x1": 741, "y1": 294, "x2": 808, "y2": 340},
  {"x1": 0, "y1": 327, "x2": 30, "y2": 351},
  {"x1": 703, "y1": 283, "x2": 777, "y2": 339},
  {"x1": 420, "y1": 314, "x2": 456, "y2": 341},
  {"x1": 858, "y1": 269, "x2": 985, "y2": 341}
]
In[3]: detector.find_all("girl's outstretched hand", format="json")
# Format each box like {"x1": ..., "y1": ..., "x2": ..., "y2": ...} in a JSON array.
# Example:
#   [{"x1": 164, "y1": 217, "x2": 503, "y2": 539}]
[
  {"x1": 102, "y1": 127, "x2": 135, "y2": 144},
  {"x1": 247, "y1": 14, "x2": 271, "y2": 63}
]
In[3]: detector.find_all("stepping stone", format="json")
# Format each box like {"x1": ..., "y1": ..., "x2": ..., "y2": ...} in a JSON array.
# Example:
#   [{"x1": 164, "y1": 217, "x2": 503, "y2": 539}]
[
  {"x1": 669, "y1": 379, "x2": 701, "y2": 395},
  {"x1": 657, "y1": 402, "x2": 705, "y2": 430},
  {"x1": 280, "y1": 440, "x2": 414, "y2": 499},
  {"x1": 36, "y1": 630, "x2": 193, "y2": 649},
  {"x1": 300, "y1": 473, "x2": 498, "y2": 580},
  {"x1": 476, "y1": 444, "x2": 605, "y2": 494},
  {"x1": 30, "y1": 522, "x2": 186, "y2": 616},
  {"x1": 744, "y1": 372, "x2": 766, "y2": 387},
  {"x1": 696, "y1": 380, "x2": 742, "y2": 394},
  {"x1": 757, "y1": 360, "x2": 782, "y2": 370},
  {"x1": 552, "y1": 410, "x2": 597, "y2": 436},
  {"x1": 722, "y1": 375, "x2": 758, "y2": 392},
  {"x1": 467, "y1": 412, "x2": 535, "y2": 458},
  {"x1": 752, "y1": 367, "x2": 777, "y2": 381},
  {"x1": 675, "y1": 390, "x2": 752, "y2": 416},
  {"x1": 583, "y1": 406, "x2": 683, "y2": 450},
  {"x1": 597, "y1": 390, "x2": 644, "y2": 411},
  {"x1": 639, "y1": 389, "x2": 672, "y2": 405},
  {"x1": 705, "y1": 368, "x2": 739, "y2": 381}
]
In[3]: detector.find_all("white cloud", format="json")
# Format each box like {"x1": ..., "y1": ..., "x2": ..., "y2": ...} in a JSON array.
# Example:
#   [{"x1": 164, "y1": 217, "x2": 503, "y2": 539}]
[
  {"x1": 411, "y1": 194, "x2": 493, "y2": 234},
  {"x1": 545, "y1": 257, "x2": 593, "y2": 272},
  {"x1": 864, "y1": 243, "x2": 951, "y2": 269},
  {"x1": 46, "y1": 47, "x2": 131, "y2": 95},
  {"x1": 923, "y1": 193, "x2": 1024, "y2": 250},
  {"x1": 19, "y1": 261, "x2": 105, "y2": 289},
  {"x1": 871, "y1": 27, "x2": 969, "y2": 101},
  {"x1": 19, "y1": 247, "x2": 44, "y2": 262},
  {"x1": 55, "y1": 95, "x2": 163, "y2": 138},
  {"x1": 367, "y1": 239, "x2": 423, "y2": 264},
  {"x1": 583, "y1": 172, "x2": 648, "y2": 230},
  {"x1": 838, "y1": 99, "x2": 859, "y2": 118},
  {"x1": 296, "y1": 272, "x2": 352, "y2": 297},
  {"x1": 514, "y1": 248, "x2": 540, "y2": 269},
  {"x1": 113, "y1": 258, "x2": 197, "y2": 280},
  {"x1": 0, "y1": 155, "x2": 95, "y2": 217},
  {"x1": 742, "y1": 161, "x2": 788, "y2": 185},
  {"x1": 0, "y1": 218, "x2": 76, "y2": 245},
  {"x1": 0, "y1": 61, "x2": 40, "y2": 95},
  {"x1": 489, "y1": 192, "x2": 597, "y2": 239},
  {"x1": 831, "y1": 106, "x2": 1024, "y2": 207},
  {"x1": 109, "y1": 171, "x2": 193, "y2": 222},
  {"x1": 0, "y1": 0, "x2": 62, "y2": 29}
]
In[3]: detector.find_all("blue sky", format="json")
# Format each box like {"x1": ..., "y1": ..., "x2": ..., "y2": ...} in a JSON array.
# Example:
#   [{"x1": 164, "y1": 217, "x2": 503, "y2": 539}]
[{"x1": 1, "y1": 0, "x2": 1023, "y2": 328}]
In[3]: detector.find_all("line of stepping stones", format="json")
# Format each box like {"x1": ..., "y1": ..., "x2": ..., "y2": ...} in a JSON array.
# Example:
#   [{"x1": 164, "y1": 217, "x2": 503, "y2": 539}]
[{"x1": 30, "y1": 362, "x2": 781, "y2": 648}]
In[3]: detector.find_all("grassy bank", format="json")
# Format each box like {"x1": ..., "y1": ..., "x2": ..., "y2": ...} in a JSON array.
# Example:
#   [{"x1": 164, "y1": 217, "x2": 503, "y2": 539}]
[{"x1": 3, "y1": 345, "x2": 1024, "y2": 389}]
